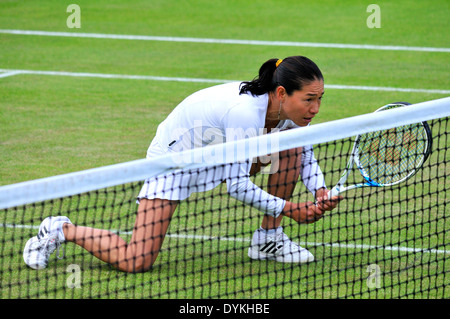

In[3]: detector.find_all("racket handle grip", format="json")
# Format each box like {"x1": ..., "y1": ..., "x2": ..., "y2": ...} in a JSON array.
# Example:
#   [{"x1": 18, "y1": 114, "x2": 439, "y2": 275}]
[{"x1": 329, "y1": 186, "x2": 341, "y2": 198}]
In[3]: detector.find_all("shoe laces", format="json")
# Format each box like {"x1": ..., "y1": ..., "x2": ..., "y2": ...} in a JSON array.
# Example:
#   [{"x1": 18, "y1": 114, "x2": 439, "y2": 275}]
[{"x1": 35, "y1": 234, "x2": 65, "y2": 260}]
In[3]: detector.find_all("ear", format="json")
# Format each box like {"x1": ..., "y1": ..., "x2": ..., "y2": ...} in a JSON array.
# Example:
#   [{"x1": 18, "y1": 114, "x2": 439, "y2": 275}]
[{"x1": 276, "y1": 86, "x2": 287, "y2": 101}]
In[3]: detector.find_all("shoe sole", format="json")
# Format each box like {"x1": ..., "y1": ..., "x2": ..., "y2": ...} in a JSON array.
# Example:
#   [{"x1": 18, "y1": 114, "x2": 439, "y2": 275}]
[{"x1": 248, "y1": 247, "x2": 314, "y2": 263}]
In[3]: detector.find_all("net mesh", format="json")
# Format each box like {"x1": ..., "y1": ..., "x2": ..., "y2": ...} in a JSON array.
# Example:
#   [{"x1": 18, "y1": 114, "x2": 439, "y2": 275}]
[{"x1": 0, "y1": 111, "x2": 449, "y2": 299}]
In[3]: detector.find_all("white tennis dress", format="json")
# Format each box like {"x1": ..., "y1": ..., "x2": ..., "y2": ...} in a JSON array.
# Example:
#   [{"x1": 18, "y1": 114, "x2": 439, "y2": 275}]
[{"x1": 138, "y1": 82, "x2": 325, "y2": 217}]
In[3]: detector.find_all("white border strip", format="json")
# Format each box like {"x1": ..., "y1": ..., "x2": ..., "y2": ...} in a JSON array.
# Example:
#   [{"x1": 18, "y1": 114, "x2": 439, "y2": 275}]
[
  {"x1": 0, "y1": 97, "x2": 449, "y2": 210},
  {"x1": 1, "y1": 29, "x2": 449, "y2": 53},
  {"x1": 1, "y1": 68, "x2": 449, "y2": 94},
  {"x1": 2, "y1": 223, "x2": 448, "y2": 254}
]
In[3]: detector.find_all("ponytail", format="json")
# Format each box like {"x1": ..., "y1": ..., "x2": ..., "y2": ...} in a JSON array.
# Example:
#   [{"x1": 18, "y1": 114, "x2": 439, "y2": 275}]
[
  {"x1": 239, "y1": 58, "x2": 279, "y2": 96},
  {"x1": 239, "y1": 56, "x2": 323, "y2": 96}
]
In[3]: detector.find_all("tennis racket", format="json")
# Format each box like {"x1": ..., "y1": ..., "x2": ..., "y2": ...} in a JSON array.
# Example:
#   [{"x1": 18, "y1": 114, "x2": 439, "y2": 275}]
[{"x1": 329, "y1": 102, "x2": 432, "y2": 198}]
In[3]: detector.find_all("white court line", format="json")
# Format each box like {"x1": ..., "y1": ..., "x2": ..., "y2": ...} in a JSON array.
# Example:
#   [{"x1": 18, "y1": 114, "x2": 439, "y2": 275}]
[
  {"x1": 0, "y1": 70, "x2": 23, "y2": 78},
  {"x1": 0, "y1": 68, "x2": 230, "y2": 84},
  {"x1": 1, "y1": 29, "x2": 449, "y2": 53},
  {"x1": 0, "y1": 68, "x2": 449, "y2": 94},
  {"x1": 2, "y1": 223, "x2": 449, "y2": 255}
]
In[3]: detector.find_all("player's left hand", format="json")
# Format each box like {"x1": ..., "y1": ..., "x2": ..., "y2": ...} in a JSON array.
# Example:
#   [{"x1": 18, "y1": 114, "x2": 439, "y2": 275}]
[{"x1": 315, "y1": 188, "x2": 343, "y2": 211}]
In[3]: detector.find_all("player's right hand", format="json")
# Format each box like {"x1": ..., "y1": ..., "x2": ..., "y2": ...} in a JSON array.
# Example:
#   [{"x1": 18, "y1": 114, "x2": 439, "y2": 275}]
[{"x1": 282, "y1": 201, "x2": 325, "y2": 224}]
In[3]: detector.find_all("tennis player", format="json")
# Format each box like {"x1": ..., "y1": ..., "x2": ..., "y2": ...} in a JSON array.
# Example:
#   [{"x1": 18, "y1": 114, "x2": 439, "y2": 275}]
[{"x1": 23, "y1": 56, "x2": 342, "y2": 272}]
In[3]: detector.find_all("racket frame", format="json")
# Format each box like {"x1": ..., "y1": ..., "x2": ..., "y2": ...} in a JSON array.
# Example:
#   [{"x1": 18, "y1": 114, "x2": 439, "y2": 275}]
[{"x1": 328, "y1": 102, "x2": 432, "y2": 198}]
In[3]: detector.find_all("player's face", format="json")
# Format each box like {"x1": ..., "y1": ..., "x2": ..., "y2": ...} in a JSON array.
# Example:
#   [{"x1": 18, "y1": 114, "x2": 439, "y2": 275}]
[{"x1": 283, "y1": 79, "x2": 324, "y2": 127}]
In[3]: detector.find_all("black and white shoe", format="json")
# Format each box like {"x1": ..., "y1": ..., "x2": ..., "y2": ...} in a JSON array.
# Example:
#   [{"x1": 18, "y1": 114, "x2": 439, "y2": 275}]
[
  {"x1": 23, "y1": 216, "x2": 71, "y2": 270},
  {"x1": 248, "y1": 227, "x2": 314, "y2": 263}
]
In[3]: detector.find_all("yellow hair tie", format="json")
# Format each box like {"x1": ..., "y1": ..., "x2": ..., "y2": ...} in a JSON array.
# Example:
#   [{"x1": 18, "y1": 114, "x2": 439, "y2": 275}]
[{"x1": 276, "y1": 59, "x2": 283, "y2": 67}]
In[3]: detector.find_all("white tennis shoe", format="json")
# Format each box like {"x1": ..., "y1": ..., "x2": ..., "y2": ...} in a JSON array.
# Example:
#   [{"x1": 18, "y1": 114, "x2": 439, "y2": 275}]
[
  {"x1": 248, "y1": 227, "x2": 314, "y2": 263},
  {"x1": 23, "y1": 216, "x2": 71, "y2": 270}
]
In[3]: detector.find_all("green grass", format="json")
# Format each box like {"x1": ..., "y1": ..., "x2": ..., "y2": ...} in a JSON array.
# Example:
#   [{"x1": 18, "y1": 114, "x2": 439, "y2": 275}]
[{"x1": 0, "y1": 0, "x2": 449, "y2": 299}]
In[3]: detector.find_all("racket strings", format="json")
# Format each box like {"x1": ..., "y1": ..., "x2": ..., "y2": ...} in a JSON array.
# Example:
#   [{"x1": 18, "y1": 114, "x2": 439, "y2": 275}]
[{"x1": 356, "y1": 123, "x2": 428, "y2": 185}]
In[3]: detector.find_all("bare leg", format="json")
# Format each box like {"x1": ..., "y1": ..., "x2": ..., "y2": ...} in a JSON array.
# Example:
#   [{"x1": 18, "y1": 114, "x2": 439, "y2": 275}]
[
  {"x1": 63, "y1": 198, "x2": 178, "y2": 273},
  {"x1": 257, "y1": 147, "x2": 302, "y2": 230}
]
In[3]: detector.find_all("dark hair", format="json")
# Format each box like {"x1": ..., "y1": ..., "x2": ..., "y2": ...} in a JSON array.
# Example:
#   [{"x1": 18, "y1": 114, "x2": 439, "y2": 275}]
[{"x1": 239, "y1": 56, "x2": 323, "y2": 96}]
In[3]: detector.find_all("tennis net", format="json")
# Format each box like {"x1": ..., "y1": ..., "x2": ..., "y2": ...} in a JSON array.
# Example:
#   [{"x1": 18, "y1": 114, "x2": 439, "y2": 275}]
[{"x1": 1, "y1": 97, "x2": 449, "y2": 299}]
